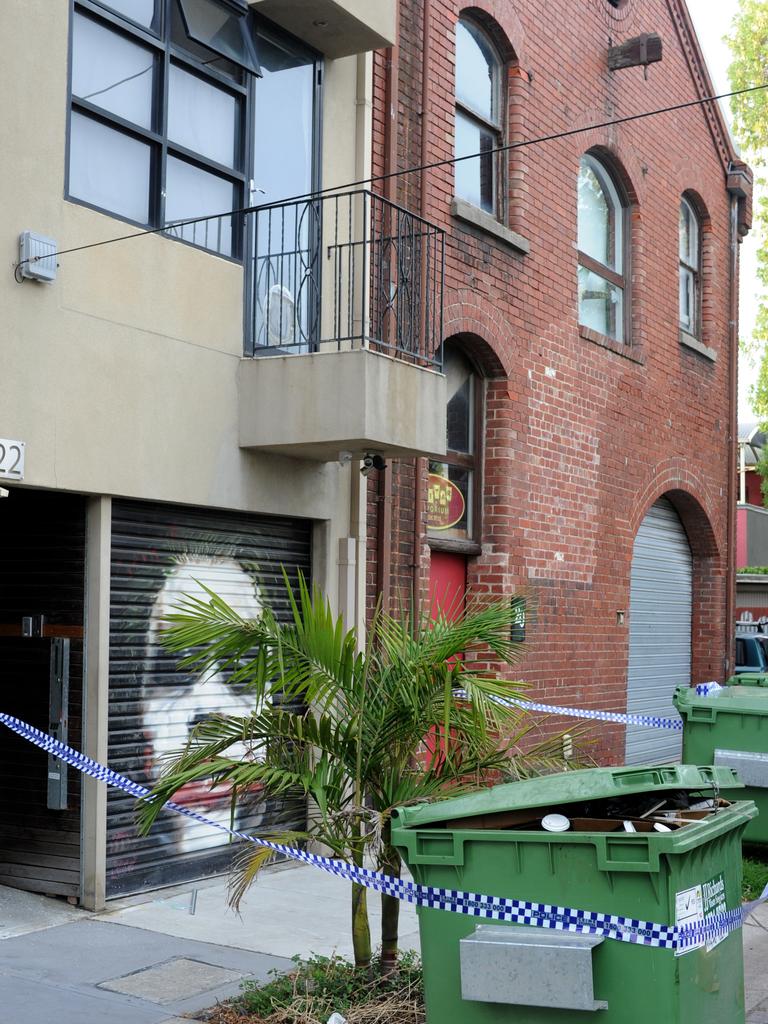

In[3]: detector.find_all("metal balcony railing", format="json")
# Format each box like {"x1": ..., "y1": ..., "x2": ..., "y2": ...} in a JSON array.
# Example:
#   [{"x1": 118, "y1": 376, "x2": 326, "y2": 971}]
[{"x1": 246, "y1": 189, "x2": 444, "y2": 369}]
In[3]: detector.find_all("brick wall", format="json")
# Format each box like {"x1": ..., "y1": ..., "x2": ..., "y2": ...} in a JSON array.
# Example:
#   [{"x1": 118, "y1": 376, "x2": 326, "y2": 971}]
[{"x1": 367, "y1": 0, "x2": 742, "y2": 763}]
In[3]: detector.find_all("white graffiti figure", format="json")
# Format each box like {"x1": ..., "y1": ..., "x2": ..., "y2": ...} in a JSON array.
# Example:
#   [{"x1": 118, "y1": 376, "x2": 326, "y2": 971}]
[{"x1": 142, "y1": 555, "x2": 265, "y2": 854}]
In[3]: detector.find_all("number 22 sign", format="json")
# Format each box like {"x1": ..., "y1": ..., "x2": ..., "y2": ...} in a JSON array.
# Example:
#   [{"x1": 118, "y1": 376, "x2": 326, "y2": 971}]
[{"x1": 0, "y1": 438, "x2": 25, "y2": 480}]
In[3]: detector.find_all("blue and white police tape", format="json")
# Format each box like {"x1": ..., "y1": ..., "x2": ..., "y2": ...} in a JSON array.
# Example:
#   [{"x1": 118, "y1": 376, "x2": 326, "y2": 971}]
[
  {"x1": 0, "y1": 707, "x2": 763, "y2": 954},
  {"x1": 454, "y1": 682, "x2": 724, "y2": 732}
]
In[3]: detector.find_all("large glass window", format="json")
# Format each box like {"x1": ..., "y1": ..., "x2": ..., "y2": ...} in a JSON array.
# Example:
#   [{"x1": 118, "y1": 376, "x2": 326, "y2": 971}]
[
  {"x1": 252, "y1": 28, "x2": 316, "y2": 205},
  {"x1": 72, "y1": 13, "x2": 155, "y2": 128},
  {"x1": 454, "y1": 17, "x2": 503, "y2": 216},
  {"x1": 428, "y1": 348, "x2": 481, "y2": 543},
  {"x1": 250, "y1": 24, "x2": 319, "y2": 352},
  {"x1": 69, "y1": 113, "x2": 152, "y2": 223},
  {"x1": 167, "y1": 65, "x2": 238, "y2": 167},
  {"x1": 577, "y1": 154, "x2": 627, "y2": 342},
  {"x1": 68, "y1": 0, "x2": 262, "y2": 257},
  {"x1": 679, "y1": 197, "x2": 700, "y2": 336}
]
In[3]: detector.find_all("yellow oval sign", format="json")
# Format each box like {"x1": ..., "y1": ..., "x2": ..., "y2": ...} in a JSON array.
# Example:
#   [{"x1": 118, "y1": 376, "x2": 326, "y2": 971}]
[{"x1": 426, "y1": 473, "x2": 466, "y2": 530}]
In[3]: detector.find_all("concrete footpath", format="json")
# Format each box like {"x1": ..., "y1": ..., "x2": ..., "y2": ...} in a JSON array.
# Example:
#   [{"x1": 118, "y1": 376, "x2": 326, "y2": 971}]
[
  {"x1": 2, "y1": 865, "x2": 768, "y2": 1022},
  {"x1": 0, "y1": 864, "x2": 418, "y2": 1024}
]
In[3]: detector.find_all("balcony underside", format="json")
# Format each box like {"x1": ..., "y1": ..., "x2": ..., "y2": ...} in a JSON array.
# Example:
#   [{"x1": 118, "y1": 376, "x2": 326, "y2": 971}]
[
  {"x1": 247, "y1": 0, "x2": 395, "y2": 58},
  {"x1": 239, "y1": 348, "x2": 446, "y2": 461}
]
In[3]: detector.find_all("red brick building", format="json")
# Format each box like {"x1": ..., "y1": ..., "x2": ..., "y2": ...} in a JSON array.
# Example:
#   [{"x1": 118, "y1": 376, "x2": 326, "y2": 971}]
[{"x1": 367, "y1": 0, "x2": 752, "y2": 763}]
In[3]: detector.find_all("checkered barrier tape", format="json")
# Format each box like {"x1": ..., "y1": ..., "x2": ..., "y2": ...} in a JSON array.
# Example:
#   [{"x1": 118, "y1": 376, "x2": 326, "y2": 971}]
[
  {"x1": 455, "y1": 682, "x2": 724, "y2": 731},
  {"x1": 1, "y1": 704, "x2": 763, "y2": 954}
]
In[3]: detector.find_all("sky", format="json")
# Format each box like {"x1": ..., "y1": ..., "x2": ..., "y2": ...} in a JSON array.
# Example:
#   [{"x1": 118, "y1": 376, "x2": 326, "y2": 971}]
[{"x1": 685, "y1": 0, "x2": 761, "y2": 423}]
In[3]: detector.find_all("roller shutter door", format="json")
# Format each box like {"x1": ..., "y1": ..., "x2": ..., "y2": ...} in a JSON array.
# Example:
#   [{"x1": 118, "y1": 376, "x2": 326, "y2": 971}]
[
  {"x1": 107, "y1": 499, "x2": 311, "y2": 897},
  {"x1": 625, "y1": 498, "x2": 691, "y2": 764}
]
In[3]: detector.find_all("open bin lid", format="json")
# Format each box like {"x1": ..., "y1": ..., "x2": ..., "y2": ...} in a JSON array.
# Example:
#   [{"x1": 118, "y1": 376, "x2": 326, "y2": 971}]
[
  {"x1": 675, "y1": 684, "x2": 768, "y2": 715},
  {"x1": 391, "y1": 764, "x2": 743, "y2": 829}
]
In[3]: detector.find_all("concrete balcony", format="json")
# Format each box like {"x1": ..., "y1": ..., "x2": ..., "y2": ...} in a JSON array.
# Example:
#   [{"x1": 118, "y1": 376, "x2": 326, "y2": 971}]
[
  {"x1": 239, "y1": 189, "x2": 446, "y2": 462},
  {"x1": 239, "y1": 348, "x2": 446, "y2": 461},
  {"x1": 248, "y1": 0, "x2": 395, "y2": 58}
]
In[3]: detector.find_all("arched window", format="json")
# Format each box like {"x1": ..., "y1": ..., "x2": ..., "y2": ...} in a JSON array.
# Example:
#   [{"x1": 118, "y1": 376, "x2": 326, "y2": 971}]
[
  {"x1": 455, "y1": 17, "x2": 503, "y2": 216},
  {"x1": 428, "y1": 346, "x2": 481, "y2": 542},
  {"x1": 577, "y1": 153, "x2": 627, "y2": 342},
  {"x1": 679, "y1": 196, "x2": 700, "y2": 337}
]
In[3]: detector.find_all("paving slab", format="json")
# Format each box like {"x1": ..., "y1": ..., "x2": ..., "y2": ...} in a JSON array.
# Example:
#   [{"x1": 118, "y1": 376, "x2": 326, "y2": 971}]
[
  {"x1": 0, "y1": 919, "x2": 290, "y2": 1024},
  {"x1": 99, "y1": 957, "x2": 243, "y2": 1003}
]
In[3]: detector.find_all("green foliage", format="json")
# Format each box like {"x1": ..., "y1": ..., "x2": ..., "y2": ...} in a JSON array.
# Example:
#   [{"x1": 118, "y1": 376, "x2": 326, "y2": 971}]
[
  {"x1": 740, "y1": 565, "x2": 768, "y2": 574},
  {"x1": 235, "y1": 951, "x2": 423, "y2": 1020},
  {"x1": 137, "y1": 573, "x2": 571, "y2": 966},
  {"x1": 729, "y1": 1, "x2": 768, "y2": 165},
  {"x1": 729, "y1": 1, "x2": 768, "y2": 414},
  {"x1": 743, "y1": 853, "x2": 768, "y2": 901}
]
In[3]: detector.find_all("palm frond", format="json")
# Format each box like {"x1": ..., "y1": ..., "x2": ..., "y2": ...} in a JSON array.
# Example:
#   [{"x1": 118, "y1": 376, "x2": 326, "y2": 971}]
[{"x1": 228, "y1": 831, "x2": 314, "y2": 912}]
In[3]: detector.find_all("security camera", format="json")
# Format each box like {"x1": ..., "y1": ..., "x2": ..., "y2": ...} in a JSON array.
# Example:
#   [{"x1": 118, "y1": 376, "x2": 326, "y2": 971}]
[{"x1": 360, "y1": 453, "x2": 387, "y2": 477}]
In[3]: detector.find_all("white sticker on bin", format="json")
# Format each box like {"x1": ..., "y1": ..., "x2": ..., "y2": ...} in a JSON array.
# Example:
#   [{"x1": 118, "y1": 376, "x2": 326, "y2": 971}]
[
  {"x1": 1, "y1": 709, "x2": 764, "y2": 955},
  {"x1": 675, "y1": 874, "x2": 731, "y2": 957}
]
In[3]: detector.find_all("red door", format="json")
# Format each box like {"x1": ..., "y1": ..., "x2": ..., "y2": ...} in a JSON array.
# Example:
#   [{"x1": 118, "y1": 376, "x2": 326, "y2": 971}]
[
  {"x1": 425, "y1": 552, "x2": 467, "y2": 769},
  {"x1": 429, "y1": 551, "x2": 467, "y2": 621}
]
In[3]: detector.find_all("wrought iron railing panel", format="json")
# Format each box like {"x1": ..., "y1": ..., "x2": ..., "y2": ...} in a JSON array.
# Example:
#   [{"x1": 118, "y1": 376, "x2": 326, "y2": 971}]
[{"x1": 247, "y1": 189, "x2": 444, "y2": 369}]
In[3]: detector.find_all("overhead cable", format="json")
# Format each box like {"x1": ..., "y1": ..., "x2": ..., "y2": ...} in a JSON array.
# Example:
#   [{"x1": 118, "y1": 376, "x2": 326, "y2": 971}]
[{"x1": 17, "y1": 82, "x2": 764, "y2": 269}]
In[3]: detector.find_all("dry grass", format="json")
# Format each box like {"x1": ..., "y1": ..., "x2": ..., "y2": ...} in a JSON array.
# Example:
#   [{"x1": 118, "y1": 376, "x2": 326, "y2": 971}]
[
  {"x1": 203, "y1": 991, "x2": 425, "y2": 1024},
  {"x1": 200, "y1": 953, "x2": 425, "y2": 1024}
]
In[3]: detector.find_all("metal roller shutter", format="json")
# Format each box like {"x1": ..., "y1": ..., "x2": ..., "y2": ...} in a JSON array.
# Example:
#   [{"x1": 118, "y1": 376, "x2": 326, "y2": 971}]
[
  {"x1": 107, "y1": 499, "x2": 311, "y2": 897},
  {"x1": 625, "y1": 498, "x2": 691, "y2": 764}
]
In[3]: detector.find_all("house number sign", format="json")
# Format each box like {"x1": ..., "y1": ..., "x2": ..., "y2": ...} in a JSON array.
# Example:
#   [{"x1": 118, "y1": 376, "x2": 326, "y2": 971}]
[{"x1": 0, "y1": 438, "x2": 25, "y2": 480}]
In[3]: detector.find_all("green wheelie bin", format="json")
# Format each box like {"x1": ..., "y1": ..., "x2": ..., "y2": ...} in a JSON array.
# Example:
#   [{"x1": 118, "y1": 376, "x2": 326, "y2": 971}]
[
  {"x1": 727, "y1": 674, "x2": 768, "y2": 687},
  {"x1": 675, "y1": 684, "x2": 768, "y2": 845},
  {"x1": 391, "y1": 764, "x2": 755, "y2": 1024}
]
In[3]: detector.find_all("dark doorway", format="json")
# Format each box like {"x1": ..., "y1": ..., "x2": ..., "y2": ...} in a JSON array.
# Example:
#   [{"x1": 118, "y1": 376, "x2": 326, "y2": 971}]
[{"x1": 0, "y1": 488, "x2": 86, "y2": 898}]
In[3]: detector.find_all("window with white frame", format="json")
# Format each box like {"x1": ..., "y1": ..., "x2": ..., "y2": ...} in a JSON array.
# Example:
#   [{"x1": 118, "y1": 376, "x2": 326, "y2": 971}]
[
  {"x1": 679, "y1": 196, "x2": 700, "y2": 337},
  {"x1": 68, "y1": 0, "x2": 265, "y2": 258},
  {"x1": 454, "y1": 17, "x2": 503, "y2": 216},
  {"x1": 577, "y1": 153, "x2": 627, "y2": 342}
]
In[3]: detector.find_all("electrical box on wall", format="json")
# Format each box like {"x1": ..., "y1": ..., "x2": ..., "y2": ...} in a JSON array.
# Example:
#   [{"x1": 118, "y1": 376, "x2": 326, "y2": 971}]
[{"x1": 18, "y1": 231, "x2": 58, "y2": 282}]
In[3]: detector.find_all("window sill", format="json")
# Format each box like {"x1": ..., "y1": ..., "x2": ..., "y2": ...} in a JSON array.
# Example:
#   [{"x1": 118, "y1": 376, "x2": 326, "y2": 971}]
[
  {"x1": 679, "y1": 330, "x2": 716, "y2": 362},
  {"x1": 579, "y1": 326, "x2": 645, "y2": 365},
  {"x1": 451, "y1": 198, "x2": 530, "y2": 255},
  {"x1": 427, "y1": 536, "x2": 482, "y2": 556}
]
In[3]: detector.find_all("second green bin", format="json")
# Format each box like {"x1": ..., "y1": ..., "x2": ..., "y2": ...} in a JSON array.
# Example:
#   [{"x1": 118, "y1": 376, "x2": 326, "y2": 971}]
[
  {"x1": 675, "y1": 683, "x2": 768, "y2": 844},
  {"x1": 392, "y1": 764, "x2": 755, "y2": 1024}
]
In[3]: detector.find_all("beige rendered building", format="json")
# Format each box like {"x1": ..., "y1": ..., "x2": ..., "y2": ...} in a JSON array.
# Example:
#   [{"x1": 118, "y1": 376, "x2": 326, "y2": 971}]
[{"x1": 0, "y1": 0, "x2": 444, "y2": 908}]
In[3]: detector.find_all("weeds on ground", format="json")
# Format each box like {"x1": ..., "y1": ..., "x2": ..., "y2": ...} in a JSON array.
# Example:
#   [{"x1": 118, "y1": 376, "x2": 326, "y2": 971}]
[
  {"x1": 203, "y1": 951, "x2": 424, "y2": 1024},
  {"x1": 743, "y1": 850, "x2": 768, "y2": 902}
]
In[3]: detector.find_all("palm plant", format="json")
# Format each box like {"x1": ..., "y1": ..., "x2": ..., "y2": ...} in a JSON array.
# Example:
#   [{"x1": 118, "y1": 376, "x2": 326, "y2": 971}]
[{"x1": 137, "y1": 574, "x2": 569, "y2": 971}]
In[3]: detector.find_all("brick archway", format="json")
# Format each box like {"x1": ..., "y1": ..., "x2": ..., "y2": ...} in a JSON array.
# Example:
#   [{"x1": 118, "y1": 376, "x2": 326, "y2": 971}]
[
  {"x1": 630, "y1": 467, "x2": 725, "y2": 685},
  {"x1": 442, "y1": 295, "x2": 515, "y2": 377},
  {"x1": 458, "y1": 2, "x2": 527, "y2": 66}
]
